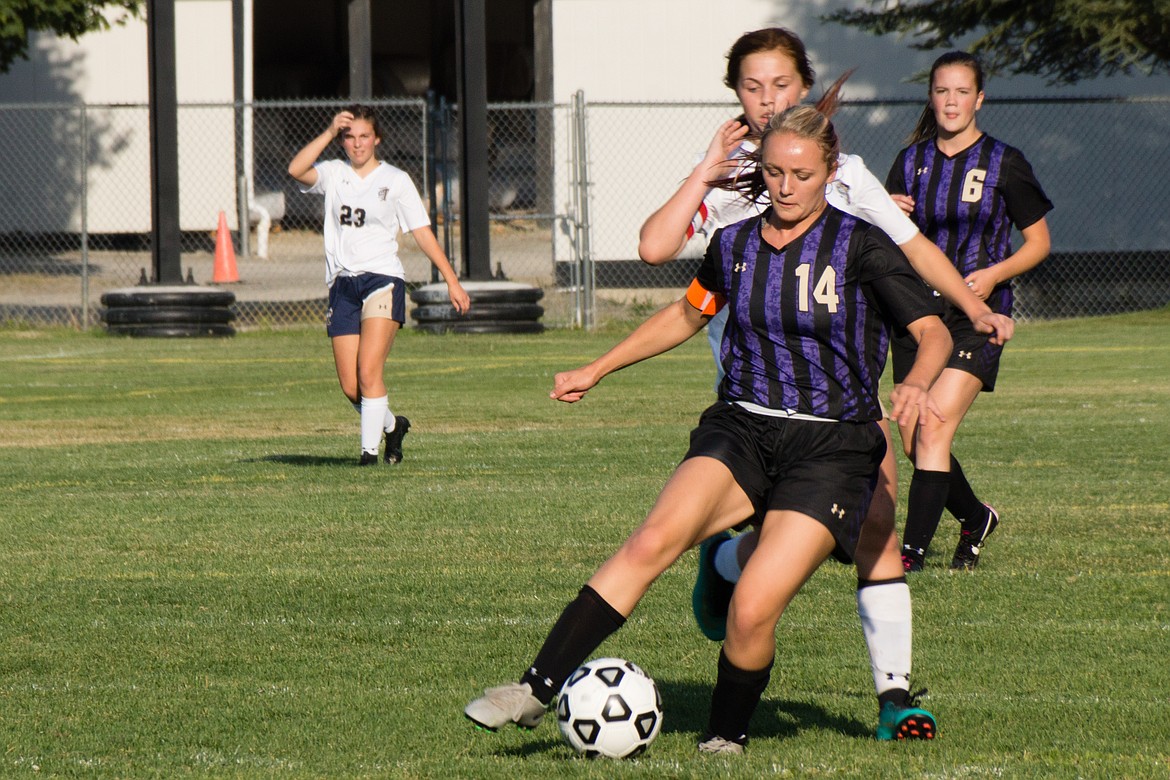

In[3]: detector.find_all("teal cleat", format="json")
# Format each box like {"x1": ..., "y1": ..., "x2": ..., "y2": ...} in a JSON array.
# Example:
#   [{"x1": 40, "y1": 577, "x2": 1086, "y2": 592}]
[
  {"x1": 692, "y1": 531, "x2": 734, "y2": 641},
  {"x1": 876, "y1": 692, "x2": 936, "y2": 741}
]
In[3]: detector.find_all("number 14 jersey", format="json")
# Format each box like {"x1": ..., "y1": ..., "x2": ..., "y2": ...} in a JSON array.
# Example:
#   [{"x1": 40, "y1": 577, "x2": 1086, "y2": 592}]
[{"x1": 689, "y1": 206, "x2": 941, "y2": 422}]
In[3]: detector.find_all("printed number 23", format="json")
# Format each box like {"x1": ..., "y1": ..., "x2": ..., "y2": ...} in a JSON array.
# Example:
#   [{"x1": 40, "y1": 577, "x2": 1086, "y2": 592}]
[
  {"x1": 340, "y1": 205, "x2": 366, "y2": 227},
  {"x1": 794, "y1": 264, "x2": 839, "y2": 313}
]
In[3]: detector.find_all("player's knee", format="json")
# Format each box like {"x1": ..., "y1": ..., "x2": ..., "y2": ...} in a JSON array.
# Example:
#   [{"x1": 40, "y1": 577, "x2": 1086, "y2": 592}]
[
  {"x1": 726, "y1": 593, "x2": 780, "y2": 642},
  {"x1": 620, "y1": 523, "x2": 684, "y2": 571}
]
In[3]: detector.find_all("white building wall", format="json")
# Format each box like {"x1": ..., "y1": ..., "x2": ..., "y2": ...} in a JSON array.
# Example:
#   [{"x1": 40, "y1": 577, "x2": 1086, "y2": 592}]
[
  {"x1": 0, "y1": 1, "x2": 237, "y2": 233},
  {"x1": 551, "y1": 0, "x2": 1170, "y2": 261}
]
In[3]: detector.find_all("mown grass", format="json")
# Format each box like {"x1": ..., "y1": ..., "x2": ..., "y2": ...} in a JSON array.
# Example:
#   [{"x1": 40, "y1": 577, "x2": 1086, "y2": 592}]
[{"x1": 1, "y1": 310, "x2": 1168, "y2": 778}]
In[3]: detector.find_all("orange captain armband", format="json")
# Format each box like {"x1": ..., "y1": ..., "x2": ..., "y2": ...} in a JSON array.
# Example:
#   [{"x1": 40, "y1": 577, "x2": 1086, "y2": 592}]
[{"x1": 686, "y1": 279, "x2": 724, "y2": 317}]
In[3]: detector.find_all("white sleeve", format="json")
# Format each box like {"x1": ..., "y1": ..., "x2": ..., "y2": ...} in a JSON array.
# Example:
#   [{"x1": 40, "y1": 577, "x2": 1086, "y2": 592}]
[
  {"x1": 393, "y1": 172, "x2": 431, "y2": 232},
  {"x1": 829, "y1": 154, "x2": 919, "y2": 246},
  {"x1": 300, "y1": 160, "x2": 333, "y2": 195}
]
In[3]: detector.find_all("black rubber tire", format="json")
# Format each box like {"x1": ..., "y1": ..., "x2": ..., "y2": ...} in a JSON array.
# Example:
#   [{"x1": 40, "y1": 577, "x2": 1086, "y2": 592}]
[
  {"x1": 103, "y1": 306, "x2": 235, "y2": 325},
  {"x1": 106, "y1": 323, "x2": 236, "y2": 338},
  {"x1": 101, "y1": 289, "x2": 236, "y2": 308},
  {"x1": 410, "y1": 286, "x2": 543, "y2": 305},
  {"x1": 414, "y1": 320, "x2": 544, "y2": 335},
  {"x1": 411, "y1": 303, "x2": 543, "y2": 322}
]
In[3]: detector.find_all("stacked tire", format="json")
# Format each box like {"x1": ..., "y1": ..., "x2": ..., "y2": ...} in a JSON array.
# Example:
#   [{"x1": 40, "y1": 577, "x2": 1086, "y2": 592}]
[
  {"x1": 100, "y1": 286, "x2": 236, "y2": 337},
  {"x1": 411, "y1": 281, "x2": 543, "y2": 334}
]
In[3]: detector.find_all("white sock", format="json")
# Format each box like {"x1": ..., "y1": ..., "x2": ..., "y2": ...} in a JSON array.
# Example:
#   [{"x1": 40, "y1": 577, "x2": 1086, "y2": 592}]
[
  {"x1": 384, "y1": 406, "x2": 397, "y2": 433},
  {"x1": 713, "y1": 535, "x2": 746, "y2": 583},
  {"x1": 857, "y1": 581, "x2": 913, "y2": 696},
  {"x1": 360, "y1": 395, "x2": 389, "y2": 454}
]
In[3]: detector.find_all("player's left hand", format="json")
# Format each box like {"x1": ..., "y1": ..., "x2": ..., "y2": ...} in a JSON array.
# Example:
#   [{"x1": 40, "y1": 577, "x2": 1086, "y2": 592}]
[
  {"x1": 890, "y1": 193, "x2": 915, "y2": 216},
  {"x1": 971, "y1": 311, "x2": 1014, "y2": 345},
  {"x1": 448, "y1": 281, "x2": 471, "y2": 314},
  {"x1": 888, "y1": 381, "x2": 945, "y2": 428},
  {"x1": 963, "y1": 269, "x2": 998, "y2": 301}
]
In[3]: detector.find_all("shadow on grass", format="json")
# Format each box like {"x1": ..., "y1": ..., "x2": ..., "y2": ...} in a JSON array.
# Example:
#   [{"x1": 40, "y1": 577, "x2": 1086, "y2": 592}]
[
  {"x1": 246, "y1": 453, "x2": 355, "y2": 466},
  {"x1": 486, "y1": 678, "x2": 871, "y2": 758},
  {"x1": 656, "y1": 679, "x2": 870, "y2": 740}
]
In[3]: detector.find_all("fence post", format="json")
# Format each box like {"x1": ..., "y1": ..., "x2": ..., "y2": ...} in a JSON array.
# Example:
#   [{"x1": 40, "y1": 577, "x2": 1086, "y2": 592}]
[
  {"x1": 566, "y1": 94, "x2": 582, "y2": 326},
  {"x1": 80, "y1": 104, "x2": 90, "y2": 328},
  {"x1": 572, "y1": 90, "x2": 594, "y2": 329},
  {"x1": 438, "y1": 95, "x2": 455, "y2": 273}
]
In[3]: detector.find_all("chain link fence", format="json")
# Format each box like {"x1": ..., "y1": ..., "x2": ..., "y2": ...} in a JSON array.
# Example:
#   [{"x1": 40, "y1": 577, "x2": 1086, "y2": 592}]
[{"x1": 1, "y1": 95, "x2": 1167, "y2": 330}]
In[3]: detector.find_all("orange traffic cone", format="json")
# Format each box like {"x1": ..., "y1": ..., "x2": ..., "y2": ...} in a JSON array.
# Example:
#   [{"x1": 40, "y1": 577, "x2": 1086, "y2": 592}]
[{"x1": 212, "y1": 210, "x2": 240, "y2": 283}]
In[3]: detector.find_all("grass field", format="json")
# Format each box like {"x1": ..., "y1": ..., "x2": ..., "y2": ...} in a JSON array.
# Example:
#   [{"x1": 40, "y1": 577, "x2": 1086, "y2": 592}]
[{"x1": 2, "y1": 310, "x2": 1168, "y2": 778}]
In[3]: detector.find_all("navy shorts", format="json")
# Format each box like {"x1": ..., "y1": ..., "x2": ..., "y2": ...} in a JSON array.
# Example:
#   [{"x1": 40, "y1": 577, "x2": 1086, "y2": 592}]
[
  {"x1": 683, "y1": 402, "x2": 886, "y2": 563},
  {"x1": 891, "y1": 304, "x2": 1004, "y2": 391},
  {"x1": 326, "y1": 273, "x2": 406, "y2": 337}
]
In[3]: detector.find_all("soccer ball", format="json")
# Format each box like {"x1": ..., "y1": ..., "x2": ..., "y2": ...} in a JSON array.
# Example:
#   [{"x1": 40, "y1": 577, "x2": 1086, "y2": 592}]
[{"x1": 556, "y1": 657, "x2": 663, "y2": 759}]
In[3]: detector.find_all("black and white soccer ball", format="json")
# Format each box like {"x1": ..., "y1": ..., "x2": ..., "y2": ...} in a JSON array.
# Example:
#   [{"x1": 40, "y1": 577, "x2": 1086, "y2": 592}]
[{"x1": 556, "y1": 657, "x2": 663, "y2": 759}]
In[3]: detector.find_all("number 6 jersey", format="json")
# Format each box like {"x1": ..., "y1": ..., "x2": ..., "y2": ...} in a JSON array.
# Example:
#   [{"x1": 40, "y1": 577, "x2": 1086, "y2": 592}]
[
  {"x1": 300, "y1": 159, "x2": 431, "y2": 286},
  {"x1": 885, "y1": 134, "x2": 1052, "y2": 314}
]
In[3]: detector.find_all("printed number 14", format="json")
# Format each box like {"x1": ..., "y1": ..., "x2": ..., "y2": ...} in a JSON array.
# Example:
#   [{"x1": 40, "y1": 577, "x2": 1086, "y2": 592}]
[{"x1": 794, "y1": 264, "x2": 839, "y2": 313}]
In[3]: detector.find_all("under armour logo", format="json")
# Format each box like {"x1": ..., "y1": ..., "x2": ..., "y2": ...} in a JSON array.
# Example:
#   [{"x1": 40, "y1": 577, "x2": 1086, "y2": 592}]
[
  {"x1": 958, "y1": 350, "x2": 972, "y2": 359},
  {"x1": 830, "y1": 503, "x2": 846, "y2": 519},
  {"x1": 733, "y1": 262, "x2": 747, "y2": 273},
  {"x1": 916, "y1": 166, "x2": 929, "y2": 176}
]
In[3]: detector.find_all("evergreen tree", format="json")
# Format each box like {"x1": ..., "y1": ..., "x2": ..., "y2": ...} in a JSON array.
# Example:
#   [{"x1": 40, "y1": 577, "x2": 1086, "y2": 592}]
[
  {"x1": 824, "y1": 0, "x2": 1170, "y2": 84},
  {"x1": 0, "y1": 1, "x2": 143, "y2": 73}
]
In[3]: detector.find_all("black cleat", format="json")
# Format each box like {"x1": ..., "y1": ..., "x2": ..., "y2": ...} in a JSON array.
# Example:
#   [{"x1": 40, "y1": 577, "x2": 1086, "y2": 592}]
[
  {"x1": 358, "y1": 451, "x2": 379, "y2": 466},
  {"x1": 384, "y1": 416, "x2": 411, "y2": 464},
  {"x1": 951, "y1": 504, "x2": 999, "y2": 570},
  {"x1": 901, "y1": 545, "x2": 925, "y2": 573}
]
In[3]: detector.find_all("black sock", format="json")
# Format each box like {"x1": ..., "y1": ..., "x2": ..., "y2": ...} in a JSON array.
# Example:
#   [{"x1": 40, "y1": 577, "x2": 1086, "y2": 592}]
[
  {"x1": 520, "y1": 585, "x2": 626, "y2": 704},
  {"x1": 903, "y1": 468, "x2": 951, "y2": 554},
  {"x1": 706, "y1": 648, "x2": 773, "y2": 744},
  {"x1": 944, "y1": 455, "x2": 984, "y2": 527},
  {"x1": 878, "y1": 687, "x2": 909, "y2": 709}
]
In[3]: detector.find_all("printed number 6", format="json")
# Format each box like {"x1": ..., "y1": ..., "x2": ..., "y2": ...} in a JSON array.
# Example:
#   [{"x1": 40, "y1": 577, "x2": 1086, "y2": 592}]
[{"x1": 962, "y1": 169, "x2": 985, "y2": 203}]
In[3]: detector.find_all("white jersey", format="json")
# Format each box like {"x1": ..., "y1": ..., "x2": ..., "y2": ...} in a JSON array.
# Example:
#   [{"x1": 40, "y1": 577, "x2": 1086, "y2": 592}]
[
  {"x1": 688, "y1": 142, "x2": 920, "y2": 246},
  {"x1": 301, "y1": 159, "x2": 431, "y2": 286}
]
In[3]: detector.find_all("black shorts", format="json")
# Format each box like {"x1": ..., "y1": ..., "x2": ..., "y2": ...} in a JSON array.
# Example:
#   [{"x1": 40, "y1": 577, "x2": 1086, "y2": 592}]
[
  {"x1": 326, "y1": 273, "x2": 407, "y2": 337},
  {"x1": 683, "y1": 402, "x2": 886, "y2": 563},
  {"x1": 891, "y1": 305, "x2": 1004, "y2": 391}
]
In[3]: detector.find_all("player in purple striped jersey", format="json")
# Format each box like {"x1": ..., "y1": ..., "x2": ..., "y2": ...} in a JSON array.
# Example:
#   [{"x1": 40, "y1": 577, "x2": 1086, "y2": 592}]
[
  {"x1": 885, "y1": 52, "x2": 1053, "y2": 571},
  {"x1": 639, "y1": 28, "x2": 1002, "y2": 740},
  {"x1": 463, "y1": 106, "x2": 951, "y2": 753}
]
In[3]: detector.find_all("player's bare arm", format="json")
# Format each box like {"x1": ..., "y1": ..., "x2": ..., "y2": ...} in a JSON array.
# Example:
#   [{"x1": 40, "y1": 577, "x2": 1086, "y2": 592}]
[
  {"x1": 638, "y1": 120, "x2": 749, "y2": 265},
  {"x1": 888, "y1": 314, "x2": 950, "y2": 427},
  {"x1": 287, "y1": 111, "x2": 355, "y2": 186},
  {"x1": 552, "y1": 298, "x2": 707, "y2": 403}
]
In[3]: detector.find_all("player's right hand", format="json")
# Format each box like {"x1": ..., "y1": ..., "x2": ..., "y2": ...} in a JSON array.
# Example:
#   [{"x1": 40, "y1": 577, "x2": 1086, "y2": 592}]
[
  {"x1": 551, "y1": 366, "x2": 600, "y2": 403},
  {"x1": 703, "y1": 119, "x2": 750, "y2": 169},
  {"x1": 330, "y1": 111, "x2": 355, "y2": 138}
]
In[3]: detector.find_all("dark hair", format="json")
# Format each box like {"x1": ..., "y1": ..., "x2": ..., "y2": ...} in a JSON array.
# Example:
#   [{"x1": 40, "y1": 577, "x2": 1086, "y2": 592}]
[
  {"x1": 724, "y1": 28, "x2": 816, "y2": 92},
  {"x1": 905, "y1": 51, "x2": 985, "y2": 145},
  {"x1": 708, "y1": 105, "x2": 841, "y2": 205},
  {"x1": 343, "y1": 103, "x2": 383, "y2": 140},
  {"x1": 724, "y1": 28, "x2": 853, "y2": 128}
]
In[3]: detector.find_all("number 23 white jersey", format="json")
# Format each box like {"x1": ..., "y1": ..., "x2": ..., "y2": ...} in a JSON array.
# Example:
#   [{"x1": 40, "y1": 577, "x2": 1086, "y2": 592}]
[{"x1": 301, "y1": 159, "x2": 431, "y2": 286}]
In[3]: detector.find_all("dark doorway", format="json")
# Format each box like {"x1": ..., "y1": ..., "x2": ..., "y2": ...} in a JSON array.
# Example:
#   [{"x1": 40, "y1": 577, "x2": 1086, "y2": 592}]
[{"x1": 252, "y1": 0, "x2": 542, "y2": 101}]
